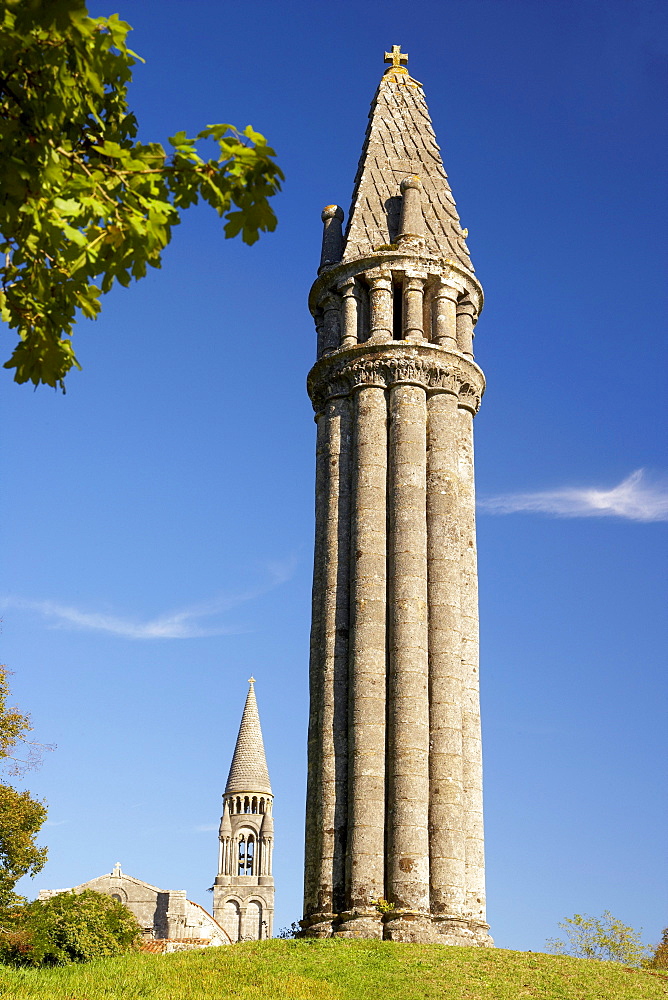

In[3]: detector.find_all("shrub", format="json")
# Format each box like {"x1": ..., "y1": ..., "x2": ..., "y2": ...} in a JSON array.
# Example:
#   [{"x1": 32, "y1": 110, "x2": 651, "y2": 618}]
[
  {"x1": 0, "y1": 889, "x2": 141, "y2": 966},
  {"x1": 276, "y1": 921, "x2": 301, "y2": 939},
  {"x1": 647, "y1": 927, "x2": 668, "y2": 970},
  {"x1": 546, "y1": 911, "x2": 650, "y2": 967}
]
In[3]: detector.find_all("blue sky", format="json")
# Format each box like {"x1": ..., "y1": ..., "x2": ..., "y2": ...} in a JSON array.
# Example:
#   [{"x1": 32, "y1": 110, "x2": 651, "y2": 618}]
[{"x1": 2, "y1": 0, "x2": 666, "y2": 952}]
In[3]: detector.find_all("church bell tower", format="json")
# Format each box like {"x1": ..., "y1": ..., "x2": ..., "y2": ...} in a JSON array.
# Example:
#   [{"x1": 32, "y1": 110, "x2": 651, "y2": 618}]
[
  {"x1": 302, "y1": 47, "x2": 492, "y2": 946},
  {"x1": 214, "y1": 679, "x2": 275, "y2": 941}
]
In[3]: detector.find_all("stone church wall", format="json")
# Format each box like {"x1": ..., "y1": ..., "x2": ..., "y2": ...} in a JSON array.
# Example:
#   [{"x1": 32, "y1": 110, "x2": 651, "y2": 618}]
[{"x1": 39, "y1": 868, "x2": 230, "y2": 946}]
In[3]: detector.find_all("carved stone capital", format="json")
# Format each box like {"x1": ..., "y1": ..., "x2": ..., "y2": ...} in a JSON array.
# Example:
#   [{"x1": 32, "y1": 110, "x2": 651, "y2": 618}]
[
  {"x1": 307, "y1": 342, "x2": 485, "y2": 415},
  {"x1": 366, "y1": 271, "x2": 393, "y2": 292}
]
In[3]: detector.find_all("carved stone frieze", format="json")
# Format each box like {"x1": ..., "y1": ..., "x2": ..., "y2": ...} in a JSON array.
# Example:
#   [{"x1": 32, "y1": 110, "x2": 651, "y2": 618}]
[{"x1": 307, "y1": 342, "x2": 485, "y2": 415}]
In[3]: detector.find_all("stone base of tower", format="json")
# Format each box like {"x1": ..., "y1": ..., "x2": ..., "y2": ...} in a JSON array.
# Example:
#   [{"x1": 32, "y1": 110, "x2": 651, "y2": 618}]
[
  {"x1": 298, "y1": 913, "x2": 337, "y2": 938},
  {"x1": 300, "y1": 911, "x2": 493, "y2": 946},
  {"x1": 333, "y1": 910, "x2": 383, "y2": 939},
  {"x1": 468, "y1": 920, "x2": 494, "y2": 947},
  {"x1": 431, "y1": 916, "x2": 493, "y2": 947},
  {"x1": 382, "y1": 912, "x2": 434, "y2": 943}
]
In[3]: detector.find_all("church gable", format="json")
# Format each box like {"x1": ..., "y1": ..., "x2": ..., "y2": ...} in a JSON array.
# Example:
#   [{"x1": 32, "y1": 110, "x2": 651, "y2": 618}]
[{"x1": 39, "y1": 864, "x2": 230, "y2": 946}]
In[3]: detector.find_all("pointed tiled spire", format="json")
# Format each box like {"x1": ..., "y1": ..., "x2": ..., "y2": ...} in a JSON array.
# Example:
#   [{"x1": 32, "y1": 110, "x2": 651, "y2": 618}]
[
  {"x1": 343, "y1": 47, "x2": 473, "y2": 270},
  {"x1": 224, "y1": 679, "x2": 272, "y2": 795}
]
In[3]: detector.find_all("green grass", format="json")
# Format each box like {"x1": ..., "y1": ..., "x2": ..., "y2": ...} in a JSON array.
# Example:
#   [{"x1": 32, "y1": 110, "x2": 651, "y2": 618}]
[{"x1": 0, "y1": 939, "x2": 666, "y2": 999}]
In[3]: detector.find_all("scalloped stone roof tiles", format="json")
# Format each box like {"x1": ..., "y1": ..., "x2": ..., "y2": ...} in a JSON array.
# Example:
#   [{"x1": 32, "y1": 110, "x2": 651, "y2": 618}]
[
  {"x1": 224, "y1": 682, "x2": 272, "y2": 795},
  {"x1": 343, "y1": 67, "x2": 474, "y2": 271}
]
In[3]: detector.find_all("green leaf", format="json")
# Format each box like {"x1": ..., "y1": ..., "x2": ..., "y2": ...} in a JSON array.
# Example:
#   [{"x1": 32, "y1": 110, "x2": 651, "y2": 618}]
[
  {"x1": 60, "y1": 224, "x2": 87, "y2": 246},
  {"x1": 0, "y1": 5, "x2": 282, "y2": 390}
]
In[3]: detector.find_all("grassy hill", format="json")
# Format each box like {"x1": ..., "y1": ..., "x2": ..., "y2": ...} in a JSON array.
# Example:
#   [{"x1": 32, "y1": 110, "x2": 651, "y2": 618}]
[{"x1": 0, "y1": 939, "x2": 665, "y2": 999}]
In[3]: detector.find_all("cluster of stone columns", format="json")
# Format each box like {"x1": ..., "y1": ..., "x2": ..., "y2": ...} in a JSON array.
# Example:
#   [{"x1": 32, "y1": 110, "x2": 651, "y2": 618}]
[
  {"x1": 304, "y1": 143, "x2": 491, "y2": 942},
  {"x1": 303, "y1": 41, "x2": 493, "y2": 943},
  {"x1": 304, "y1": 307, "x2": 489, "y2": 944},
  {"x1": 315, "y1": 261, "x2": 476, "y2": 361}
]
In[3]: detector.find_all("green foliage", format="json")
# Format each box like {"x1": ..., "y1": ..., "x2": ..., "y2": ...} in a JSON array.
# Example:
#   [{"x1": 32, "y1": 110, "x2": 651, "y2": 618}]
[
  {"x1": 0, "y1": 0, "x2": 283, "y2": 389},
  {"x1": 647, "y1": 927, "x2": 668, "y2": 970},
  {"x1": 0, "y1": 786, "x2": 47, "y2": 909},
  {"x1": 0, "y1": 671, "x2": 31, "y2": 769},
  {"x1": 0, "y1": 668, "x2": 48, "y2": 909},
  {"x1": 276, "y1": 921, "x2": 301, "y2": 938},
  {"x1": 372, "y1": 897, "x2": 396, "y2": 914},
  {"x1": 0, "y1": 889, "x2": 142, "y2": 966},
  {"x1": 547, "y1": 910, "x2": 650, "y2": 967},
  {"x1": 0, "y1": 941, "x2": 667, "y2": 1000},
  {"x1": 0, "y1": 667, "x2": 52, "y2": 777}
]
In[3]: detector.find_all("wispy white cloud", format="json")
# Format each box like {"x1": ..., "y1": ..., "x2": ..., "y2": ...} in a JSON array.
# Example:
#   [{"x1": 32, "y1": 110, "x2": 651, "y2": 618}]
[
  {"x1": 478, "y1": 470, "x2": 668, "y2": 522},
  {"x1": 0, "y1": 557, "x2": 299, "y2": 640},
  {"x1": 194, "y1": 824, "x2": 218, "y2": 833},
  {"x1": 0, "y1": 596, "x2": 241, "y2": 639}
]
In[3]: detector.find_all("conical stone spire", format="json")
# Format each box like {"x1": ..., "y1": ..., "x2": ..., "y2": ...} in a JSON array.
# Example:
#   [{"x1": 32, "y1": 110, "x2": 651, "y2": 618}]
[
  {"x1": 225, "y1": 679, "x2": 272, "y2": 796},
  {"x1": 343, "y1": 51, "x2": 473, "y2": 269}
]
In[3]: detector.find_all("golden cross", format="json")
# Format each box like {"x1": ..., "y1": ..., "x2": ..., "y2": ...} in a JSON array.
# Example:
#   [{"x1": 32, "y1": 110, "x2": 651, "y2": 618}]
[{"x1": 384, "y1": 45, "x2": 408, "y2": 70}]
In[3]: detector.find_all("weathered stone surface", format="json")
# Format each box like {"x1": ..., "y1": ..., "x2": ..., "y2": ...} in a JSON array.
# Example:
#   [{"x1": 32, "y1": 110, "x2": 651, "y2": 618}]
[
  {"x1": 334, "y1": 911, "x2": 383, "y2": 939},
  {"x1": 387, "y1": 383, "x2": 430, "y2": 914},
  {"x1": 427, "y1": 390, "x2": 466, "y2": 921},
  {"x1": 304, "y1": 397, "x2": 351, "y2": 923},
  {"x1": 347, "y1": 386, "x2": 387, "y2": 916},
  {"x1": 302, "y1": 49, "x2": 492, "y2": 947}
]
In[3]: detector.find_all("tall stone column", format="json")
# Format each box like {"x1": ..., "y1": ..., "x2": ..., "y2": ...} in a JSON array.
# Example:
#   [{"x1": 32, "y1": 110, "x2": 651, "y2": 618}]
[
  {"x1": 385, "y1": 380, "x2": 431, "y2": 938},
  {"x1": 338, "y1": 384, "x2": 387, "y2": 938},
  {"x1": 457, "y1": 403, "x2": 489, "y2": 942},
  {"x1": 304, "y1": 396, "x2": 352, "y2": 931},
  {"x1": 426, "y1": 388, "x2": 472, "y2": 944},
  {"x1": 304, "y1": 46, "x2": 491, "y2": 947}
]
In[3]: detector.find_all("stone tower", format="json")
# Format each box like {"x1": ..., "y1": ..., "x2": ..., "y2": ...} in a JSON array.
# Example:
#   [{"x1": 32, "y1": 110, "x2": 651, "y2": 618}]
[
  {"x1": 302, "y1": 47, "x2": 491, "y2": 946},
  {"x1": 213, "y1": 679, "x2": 275, "y2": 941}
]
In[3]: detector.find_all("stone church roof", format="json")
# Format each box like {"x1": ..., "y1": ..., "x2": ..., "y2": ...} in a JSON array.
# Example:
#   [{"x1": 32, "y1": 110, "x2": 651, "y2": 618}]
[
  {"x1": 342, "y1": 52, "x2": 474, "y2": 271},
  {"x1": 224, "y1": 680, "x2": 272, "y2": 795}
]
